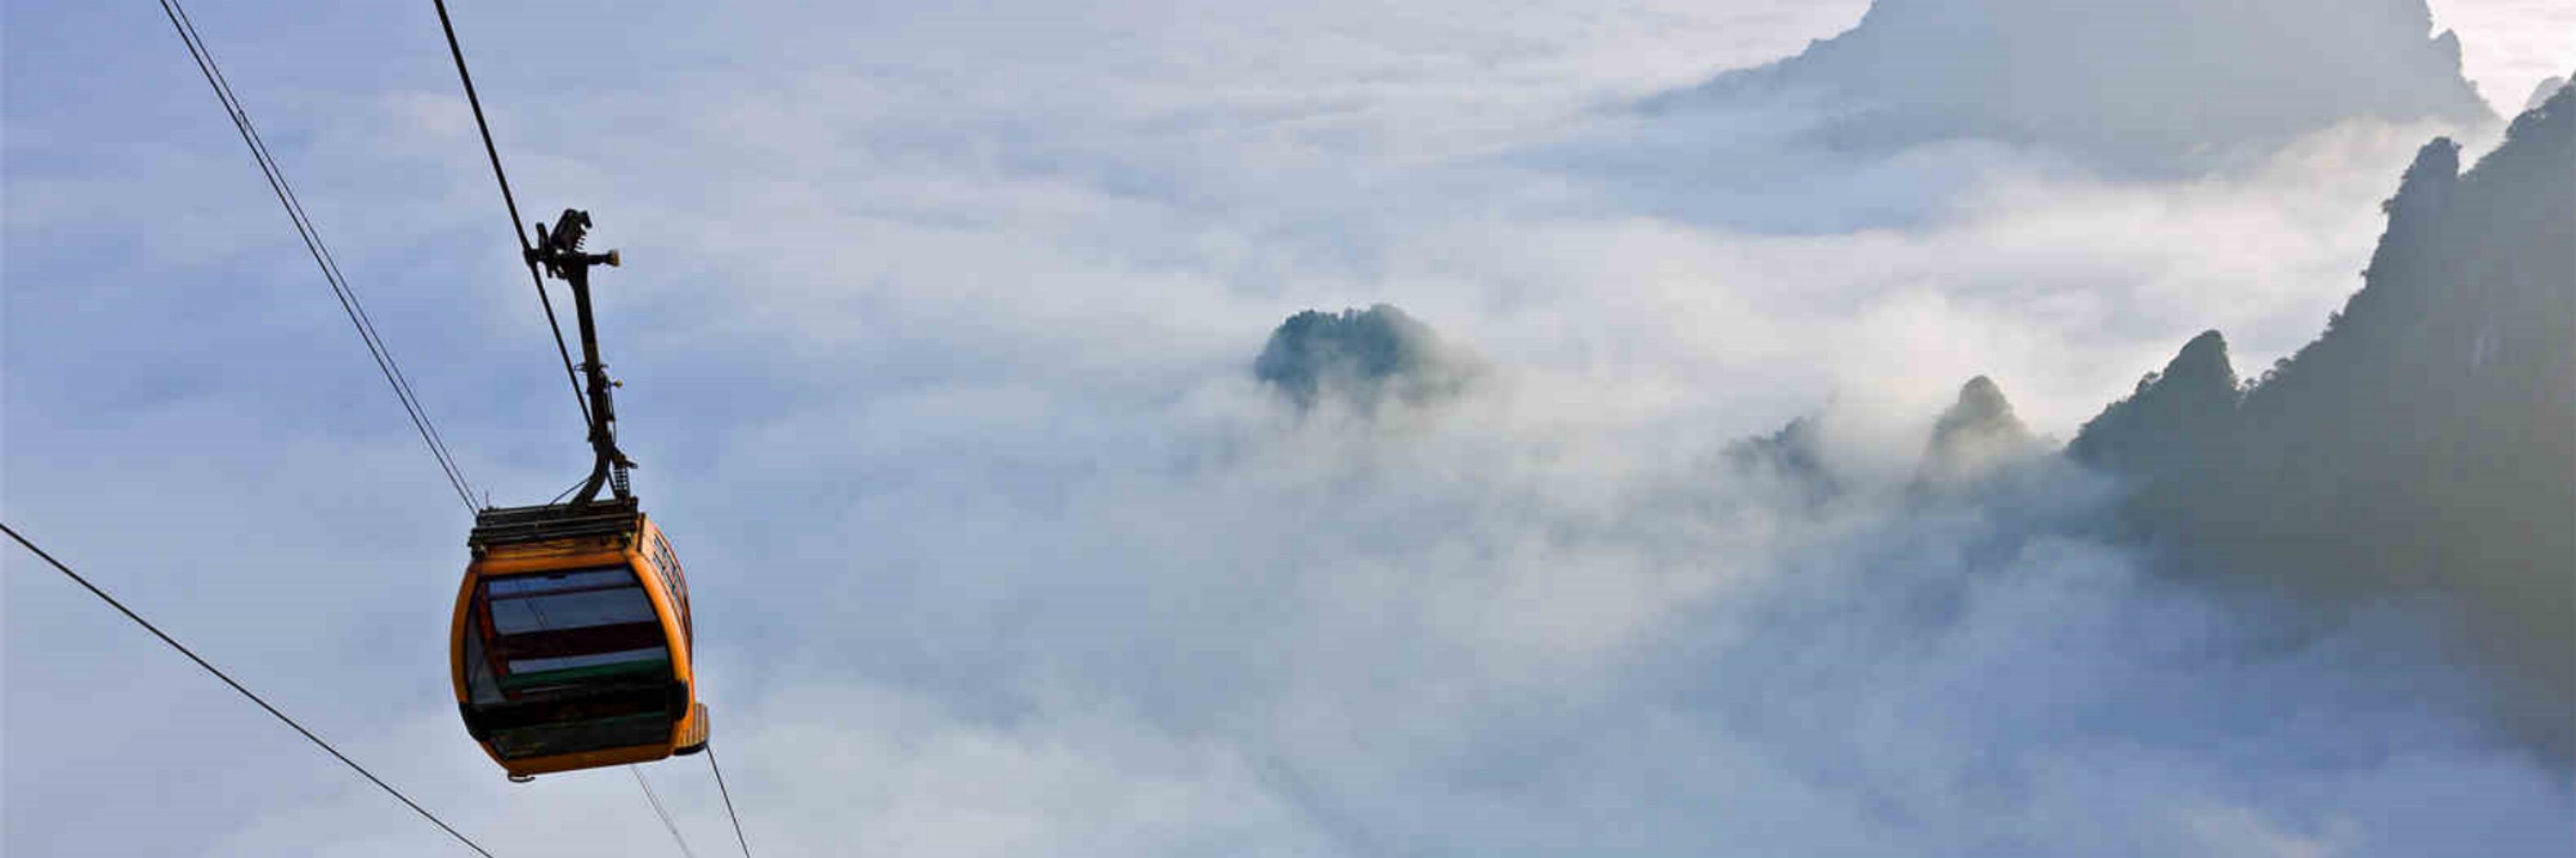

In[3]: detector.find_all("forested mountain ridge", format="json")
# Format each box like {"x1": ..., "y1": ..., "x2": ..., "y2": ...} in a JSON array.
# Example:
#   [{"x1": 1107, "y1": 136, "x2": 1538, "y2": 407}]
[
  {"x1": 1655, "y1": 0, "x2": 2492, "y2": 173},
  {"x1": 2072, "y1": 82, "x2": 2576, "y2": 761}
]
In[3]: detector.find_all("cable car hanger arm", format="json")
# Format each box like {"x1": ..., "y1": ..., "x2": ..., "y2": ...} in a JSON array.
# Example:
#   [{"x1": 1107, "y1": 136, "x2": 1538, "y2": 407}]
[{"x1": 530, "y1": 209, "x2": 632, "y2": 506}]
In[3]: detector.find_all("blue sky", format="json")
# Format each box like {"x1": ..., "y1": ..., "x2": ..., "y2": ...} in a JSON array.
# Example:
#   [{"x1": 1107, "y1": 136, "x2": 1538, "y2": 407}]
[{"x1": 6, "y1": 1, "x2": 2574, "y2": 855}]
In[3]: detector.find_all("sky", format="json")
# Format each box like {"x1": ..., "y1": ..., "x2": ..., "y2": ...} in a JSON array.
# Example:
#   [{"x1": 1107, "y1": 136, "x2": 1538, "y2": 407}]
[{"x1": 5, "y1": 1, "x2": 2574, "y2": 856}]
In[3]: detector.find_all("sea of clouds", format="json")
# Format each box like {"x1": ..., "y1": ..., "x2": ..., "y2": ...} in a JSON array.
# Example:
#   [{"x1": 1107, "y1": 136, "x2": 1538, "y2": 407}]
[{"x1": 5, "y1": 0, "x2": 2570, "y2": 854}]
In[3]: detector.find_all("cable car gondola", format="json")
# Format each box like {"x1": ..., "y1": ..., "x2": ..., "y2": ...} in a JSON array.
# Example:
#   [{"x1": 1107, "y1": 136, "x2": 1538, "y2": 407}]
[
  {"x1": 451, "y1": 211, "x2": 708, "y2": 780},
  {"x1": 454, "y1": 498, "x2": 705, "y2": 777}
]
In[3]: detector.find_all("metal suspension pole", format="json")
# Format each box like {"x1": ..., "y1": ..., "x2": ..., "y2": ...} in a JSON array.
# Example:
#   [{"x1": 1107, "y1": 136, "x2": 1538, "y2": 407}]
[{"x1": 528, "y1": 209, "x2": 632, "y2": 505}]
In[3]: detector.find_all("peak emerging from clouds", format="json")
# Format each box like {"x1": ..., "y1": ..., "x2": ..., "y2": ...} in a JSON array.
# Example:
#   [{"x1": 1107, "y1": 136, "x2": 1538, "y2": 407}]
[
  {"x1": 2528, "y1": 74, "x2": 2572, "y2": 112},
  {"x1": 1915, "y1": 375, "x2": 2041, "y2": 492},
  {"x1": 1661, "y1": 0, "x2": 2490, "y2": 173},
  {"x1": 2073, "y1": 82, "x2": 2576, "y2": 761},
  {"x1": 2068, "y1": 330, "x2": 2238, "y2": 478},
  {"x1": 1253, "y1": 305, "x2": 1475, "y2": 409}
]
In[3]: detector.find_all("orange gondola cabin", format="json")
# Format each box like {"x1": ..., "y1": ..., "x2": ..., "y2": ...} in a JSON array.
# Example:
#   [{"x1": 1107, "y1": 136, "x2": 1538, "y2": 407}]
[{"x1": 451, "y1": 498, "x2": 707, "y2": 779}]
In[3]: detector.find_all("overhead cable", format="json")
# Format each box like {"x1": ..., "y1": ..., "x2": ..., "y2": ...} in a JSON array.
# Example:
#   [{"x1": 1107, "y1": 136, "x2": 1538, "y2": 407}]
[
  {"x1": 427, "y1": 11, "x2": 756, "y2": 855},
  {"x1": 707, "y1": 747, "x2": 755, "y2": 857},
  {"x1": 427, "y1": 0, "x2": 594, "y2": 431},
  {"x1": 156, "y1": 0, "x2": 479, "y2": 512},
  {"x1": 633, "y1": 767, "x2": 702, "y2": 858},
  {"x1": 1, "y1": 522, "x2": 501, "y2": 857}
]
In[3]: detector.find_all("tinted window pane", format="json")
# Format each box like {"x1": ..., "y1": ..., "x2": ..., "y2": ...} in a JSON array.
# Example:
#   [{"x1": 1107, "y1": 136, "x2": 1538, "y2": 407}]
[
  {"x1": 472, "y1": 566, "x2": 675, "y2": 710},
  {"x1": 656, "y1": 535, "x2": 684, "y2": 586},
  {"x1": 489, "y1": 587, "x2": 657, "y2": 634},
  {"x1": 509, "y1": 647, "x2": 669, "y2": 674},
  {"x1": 463, "y1": 614, "x2": 503, "y2": 704},
  {"x1": 486, "y1": 567, "x2": 632, "y2": 597}
]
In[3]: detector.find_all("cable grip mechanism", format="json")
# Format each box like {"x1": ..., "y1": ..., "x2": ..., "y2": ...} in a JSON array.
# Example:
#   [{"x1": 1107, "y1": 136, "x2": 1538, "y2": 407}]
[{"x1": 530, "y1": 209, "x2": 636, "y2": 505}]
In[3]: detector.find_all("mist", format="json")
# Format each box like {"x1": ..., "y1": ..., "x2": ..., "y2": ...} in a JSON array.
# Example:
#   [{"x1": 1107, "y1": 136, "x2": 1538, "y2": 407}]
[
  {"x1": 4, "y1": 0, "x2": 2570, "y2": 854},
  {"x1": 1650, "y1": 0, "x2": 2491, "y2": 175}
]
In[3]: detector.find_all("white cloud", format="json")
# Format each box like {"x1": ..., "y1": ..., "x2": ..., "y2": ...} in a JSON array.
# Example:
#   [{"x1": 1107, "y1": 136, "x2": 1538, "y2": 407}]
[
  {"x1": 6, "y1": 1, "x2": 2571, "y2": 855},
  {"x1": 2430, "y1": 0, "x2": 2576, "y2": 114}
]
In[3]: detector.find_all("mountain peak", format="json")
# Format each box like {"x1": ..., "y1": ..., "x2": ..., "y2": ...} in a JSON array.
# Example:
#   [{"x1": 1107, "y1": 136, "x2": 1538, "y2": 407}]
[
  {"x1": 1253, "y1": 304, "x2": 1474, "y2": 409},
  {"x1": 1948, "y1": 376, "x2": 2014, "y2": 423},
  {"x1": 2069, "y1": 331, "x2": 2238, "y2": 476},
  {"x1": 1916, "y1": 375, "x2": 2039, "y2": 491},
  {"x1": 1660, "y1": 0, "x2": 2490, "y2": 174},
  {"x1": 2084, "y1": 85, "x2": 2576, "y2": 761},
  {"x1": 2166, "y1": 330, "x2": 2235, "y2": 389},
  {"x1": 2524, "y1": 75, "x2": 2570, "y2": 112},
  {"x1": 2387, "y1": 137, "x2": 2462, "y2": 214}
]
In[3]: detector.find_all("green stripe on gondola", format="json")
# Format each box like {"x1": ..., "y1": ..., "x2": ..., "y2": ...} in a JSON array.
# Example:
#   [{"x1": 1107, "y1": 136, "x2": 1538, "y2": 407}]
[{"x1": 500, "y1": 658, "x2": 672, "y2": 691}]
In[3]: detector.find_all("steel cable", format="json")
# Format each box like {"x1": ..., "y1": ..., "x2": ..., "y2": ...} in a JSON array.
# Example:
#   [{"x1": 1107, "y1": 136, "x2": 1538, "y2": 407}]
[
  {"x1": 428, "y1": 0, "x2": 594, "y2": 431},
  {"x1": 2, "y1": 522, "x2": 501, "y2": 857},
  {"x1": 707, "y1": 746, "x2": 755, "y2": 857},
  {"x1": 157, "y1": 0, "x2": 479, "y2": 512},
  {"x1": 632, "y1": 767, "x2": 702, "y2": 858}
]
